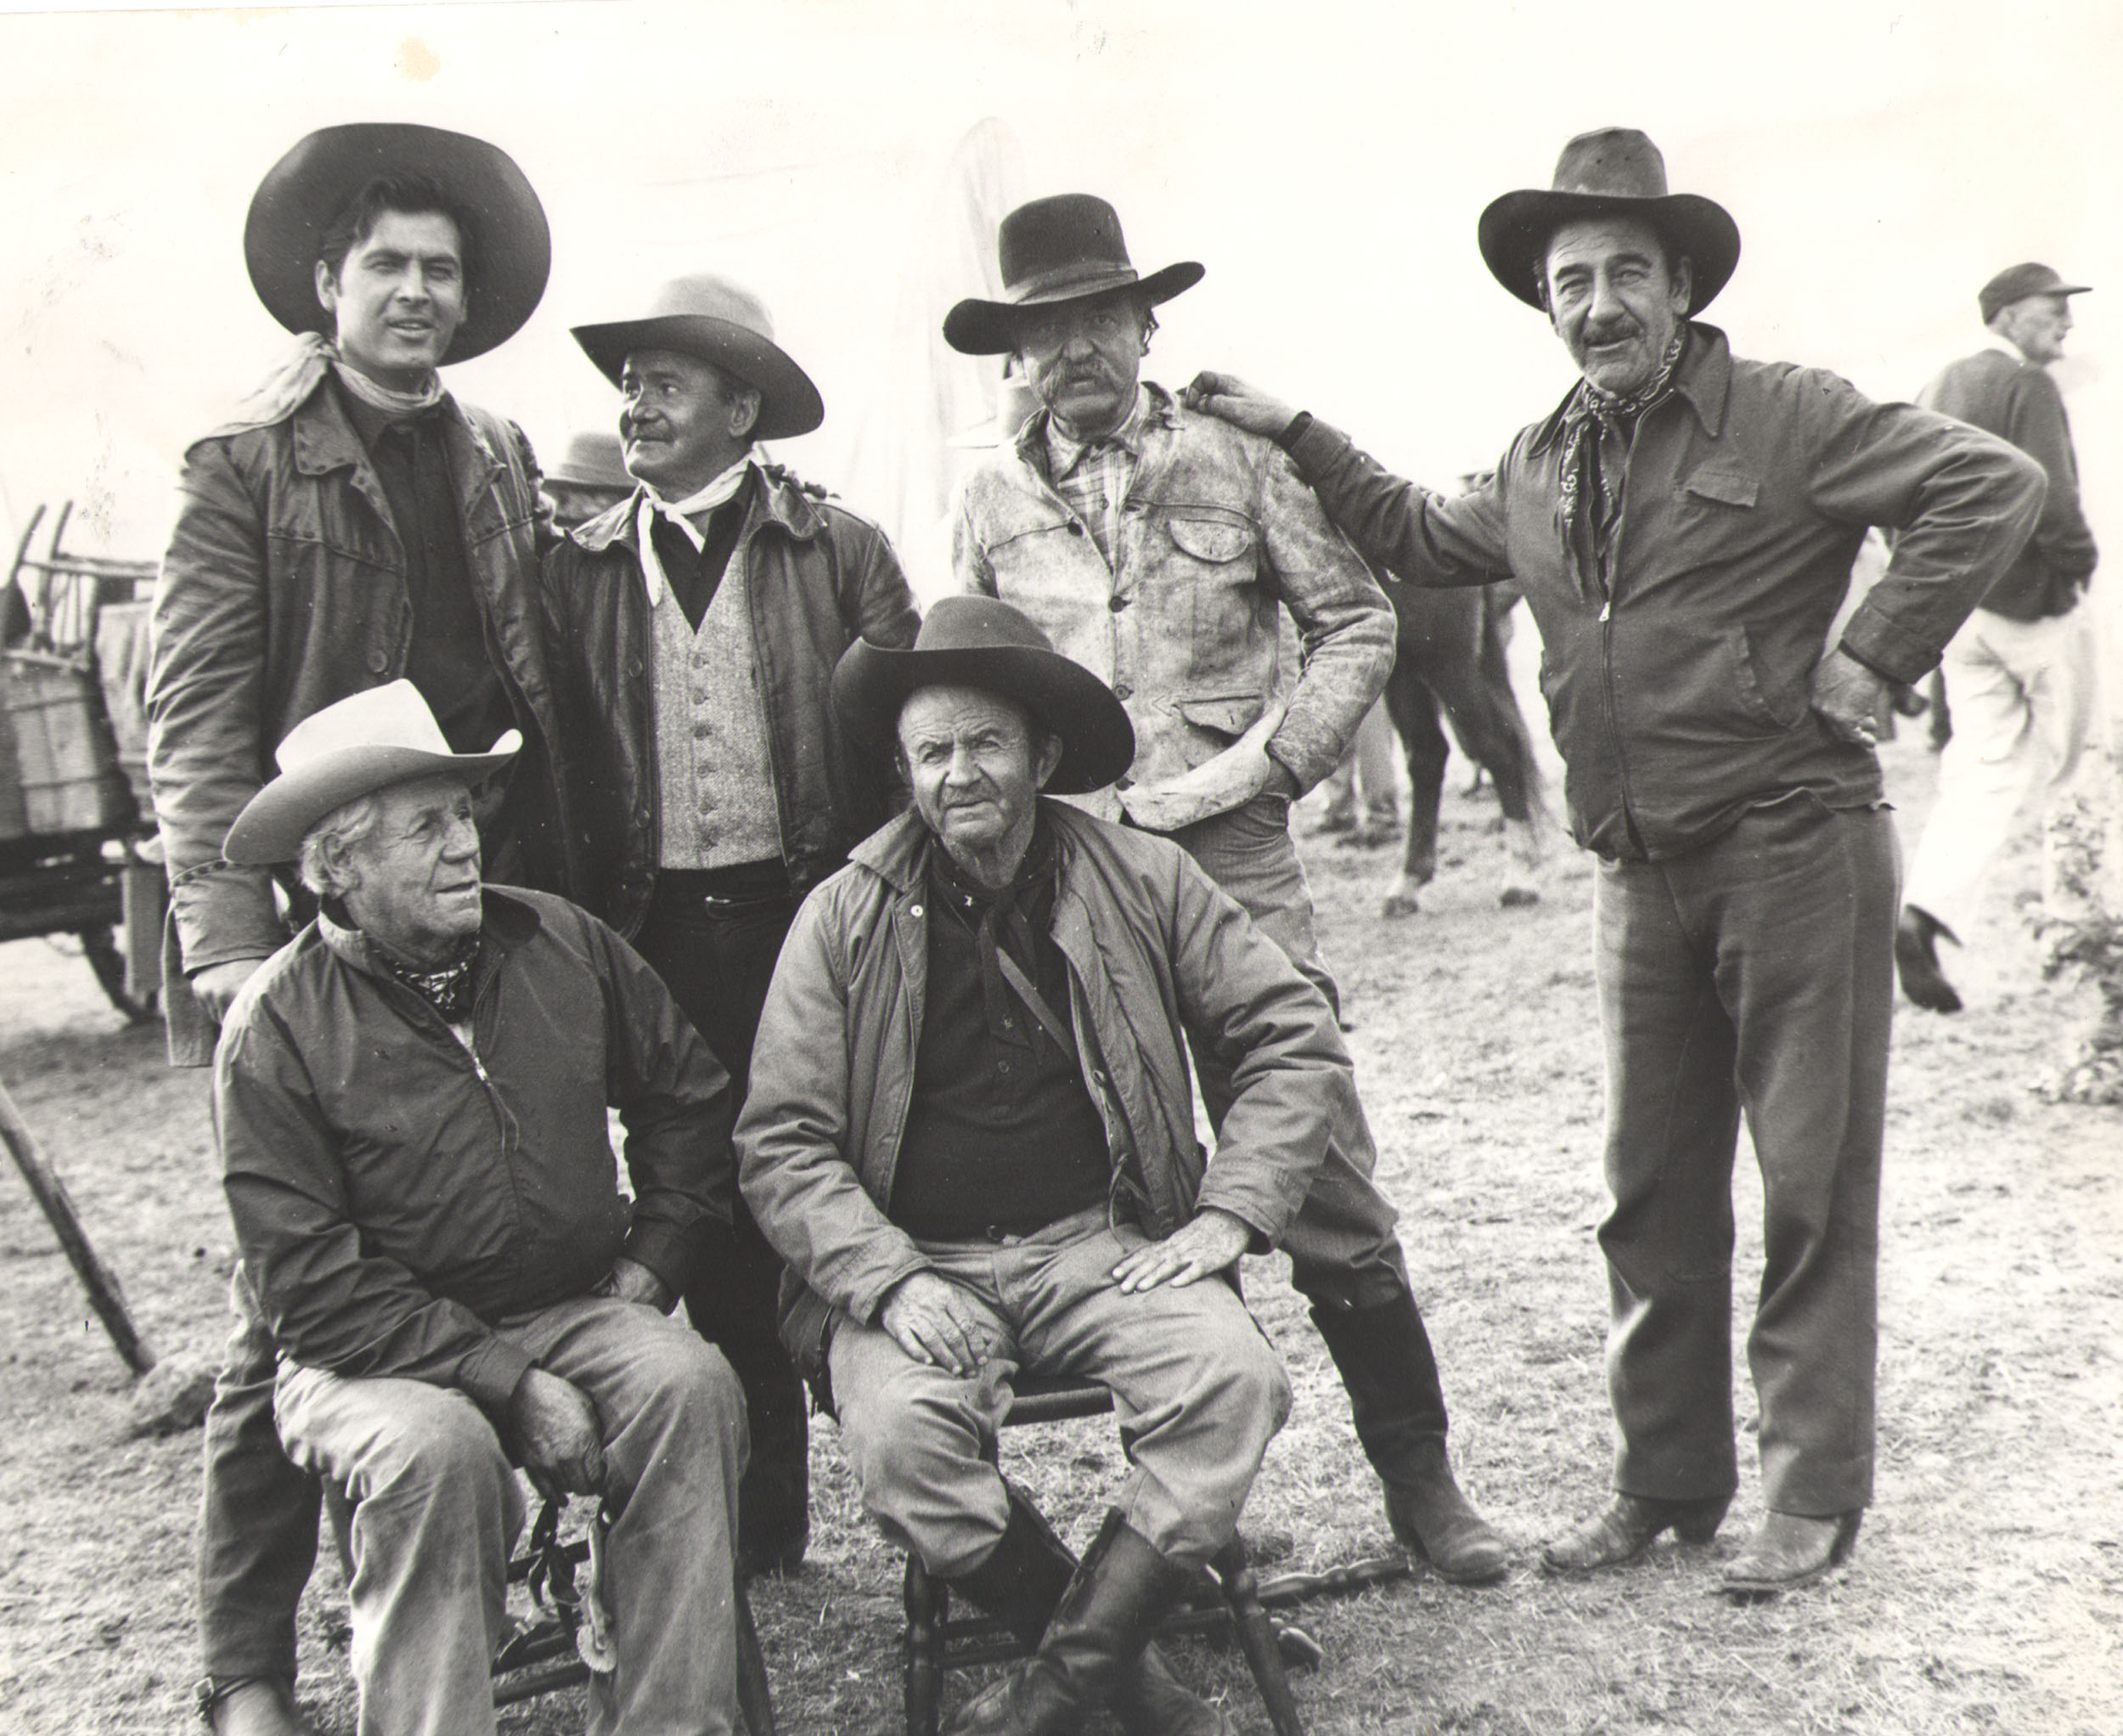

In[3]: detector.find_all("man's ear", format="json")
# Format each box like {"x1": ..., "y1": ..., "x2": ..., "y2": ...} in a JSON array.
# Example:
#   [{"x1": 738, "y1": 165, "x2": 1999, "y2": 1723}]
[
  {"x1": 314, "y1": 259, "x2": 340, "y2": 321},
  {"x1": 1032, "y1": 730, "x2": 1066, "y2": 791},
  {"x1": 729, "y1": 388, "x2": 763, "y2": 442},
  {"x1": 1669, "y1": 254, "x2": 1694, "y2": 317}
]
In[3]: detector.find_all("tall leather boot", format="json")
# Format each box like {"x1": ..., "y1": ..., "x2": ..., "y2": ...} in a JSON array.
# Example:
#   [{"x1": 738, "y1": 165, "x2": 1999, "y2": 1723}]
[
  {"x1": 945, "y1": 1510, "x2": 1199, "y2": 1736},
  {"x1": 1310, "y1": 1288, "x2": 1509, "y2": 1584},
  {"x1": 949, "y1": 1489, "x2": 1232, "y2": 1736}
]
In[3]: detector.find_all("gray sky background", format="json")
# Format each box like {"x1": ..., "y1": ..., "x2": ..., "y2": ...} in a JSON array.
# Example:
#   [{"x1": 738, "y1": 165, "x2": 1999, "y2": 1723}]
[{"x1": 4, "y1": 0, "x2": 2120, "y2": 657}]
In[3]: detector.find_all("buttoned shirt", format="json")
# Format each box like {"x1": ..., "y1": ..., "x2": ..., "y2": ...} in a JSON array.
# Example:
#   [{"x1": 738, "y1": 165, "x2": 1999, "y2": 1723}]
[{"x1": 1042, "y1": 386, "x2": 1153, "y2": 568}]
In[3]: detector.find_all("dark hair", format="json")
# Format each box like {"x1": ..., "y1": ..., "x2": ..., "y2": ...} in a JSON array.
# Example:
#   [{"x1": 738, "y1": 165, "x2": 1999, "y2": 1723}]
[{"x1": 315, "y1": 174, "x2": 476, "y2": 284}]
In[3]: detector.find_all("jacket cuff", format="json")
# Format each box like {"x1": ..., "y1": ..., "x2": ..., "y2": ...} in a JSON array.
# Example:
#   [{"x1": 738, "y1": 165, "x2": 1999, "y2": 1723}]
[
  {"x1": 1193, "y1": 1167, "x2": 1305, "y2": 1255},
  {"x1": 1836, "y1": 605, "x2": 1942, "y2": 686},
  {"x1": 170, "y1": 863, "x2": 288, "y2": 972},
  {"x1": 1283, "y1": 416, "x2": 1353, "y2": 483},
  {"x1": 847, "y1": 1249, "x2": 937, "y2": 1328},
  {"x1": 620, "y1": 1222, "x2": 700, "y2": 1301},
  {"x1": 459, "y1": 1335, "x2": 538, "y2": 1413}
]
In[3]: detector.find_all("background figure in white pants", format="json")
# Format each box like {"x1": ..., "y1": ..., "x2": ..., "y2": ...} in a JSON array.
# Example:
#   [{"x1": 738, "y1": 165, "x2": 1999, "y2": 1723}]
[{"x1": 1899, "y1": 262, "x2": 2101, "y2": 1012}]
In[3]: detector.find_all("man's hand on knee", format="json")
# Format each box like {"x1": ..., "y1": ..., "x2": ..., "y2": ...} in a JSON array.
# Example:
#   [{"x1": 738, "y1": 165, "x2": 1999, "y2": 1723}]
[
  {"x1": 509, "y1": 1367, "x2": 606, "y2": 1495},
  {"x1": 1112, "y1": 1208, "x2": 1253, "y2": 1294},
  {"x1": 879, "y1": 1271, "x2": 992, "y2": 1377},
  {"x1": 594, "y1": 1255, "x2": 673, "y2": 1314}
]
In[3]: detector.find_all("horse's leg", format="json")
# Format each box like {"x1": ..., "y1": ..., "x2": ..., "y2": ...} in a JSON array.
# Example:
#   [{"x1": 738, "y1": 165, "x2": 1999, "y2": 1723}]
[
  {"x1": 1381, "y1": 662, "x2": 1447, "y2": 917},
  {"x1": 1431, "y1": 630, "x2": 1547, "y2": 907}
]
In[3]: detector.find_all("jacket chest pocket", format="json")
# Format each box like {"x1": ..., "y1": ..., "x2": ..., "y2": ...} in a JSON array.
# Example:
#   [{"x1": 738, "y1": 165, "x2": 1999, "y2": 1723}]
[
  {"x1": 1157, "y1": 513, "x2": 1267, "y2": 681},
  {"x1": 1669, "y1": 465, "x2": 1764, "y2": 568}
]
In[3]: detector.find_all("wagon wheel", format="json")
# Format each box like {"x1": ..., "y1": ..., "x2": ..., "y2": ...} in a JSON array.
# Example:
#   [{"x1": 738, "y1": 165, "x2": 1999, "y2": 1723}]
[{"x1": 76, "y1": 925, "x2": 157, "y2": 1025}]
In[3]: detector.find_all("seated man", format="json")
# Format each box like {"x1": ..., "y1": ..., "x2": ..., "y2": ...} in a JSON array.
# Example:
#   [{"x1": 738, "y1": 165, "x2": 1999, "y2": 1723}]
[
  {"x1": 741, "y1": 596, "x2": 1364, "y2": 1736},
  {"x1": 213, "y1": 681, "x2": 746, "y2": 1736}
]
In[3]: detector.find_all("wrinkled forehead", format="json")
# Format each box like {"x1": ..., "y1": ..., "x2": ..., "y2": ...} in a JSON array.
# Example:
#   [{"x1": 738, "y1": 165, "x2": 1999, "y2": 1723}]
[
  {"x1": 372, "y1": 771, "x2": 479, "y2": 832},
  {"x1": 1543, "y1": 213, "x2": 1674, "y2": 280},
  {"x1": 896, "y1": 683, "x2": 1038, "y2": 748}
]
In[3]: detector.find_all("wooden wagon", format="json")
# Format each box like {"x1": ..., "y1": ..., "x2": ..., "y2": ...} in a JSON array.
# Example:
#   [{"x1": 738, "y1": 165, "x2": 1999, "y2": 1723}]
[{"x1": 2, "y1": 502, "x2": 165, "y2": 1023}]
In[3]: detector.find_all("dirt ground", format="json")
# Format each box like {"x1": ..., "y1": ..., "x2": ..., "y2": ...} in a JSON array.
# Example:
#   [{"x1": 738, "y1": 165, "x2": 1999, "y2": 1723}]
[{"x1": 2, "y1": 731, "x2": 2118, "y2": 1735}]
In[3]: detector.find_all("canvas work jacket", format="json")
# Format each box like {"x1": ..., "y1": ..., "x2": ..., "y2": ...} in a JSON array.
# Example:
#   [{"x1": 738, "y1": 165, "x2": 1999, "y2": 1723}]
[
  {"x1": 1286, "y1": 324, "x2": 2047, "y2": 861},
  {"x1": 148, "y1": 378, "x2": 560, "y2": 1062},
  {"x1": 216, "y1": 888, "x2": 733, "y2": 1412},
  {"x1": 953, "y1": 384, "x2": 1394, "y2": 825},
  {"x1": 540, "y1": 470, "x2": 921, "y2": 935},
  {"x1": 1917, "y1": 347, "x2": 2096, "y2": 623},
  {"x1": 736, "y1": 801, "x2": 1357, "y2": 1383}
]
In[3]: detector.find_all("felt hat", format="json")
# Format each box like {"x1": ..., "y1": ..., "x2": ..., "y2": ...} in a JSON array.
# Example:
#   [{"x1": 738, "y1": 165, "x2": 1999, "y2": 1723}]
[
  {"x1": 572, "y1": 274, "x2": 824, "y2": 441},
  {"x1": 1979, "y1": 262, "x2": 2092, "y2": 324},
  {"x1": 546, "y1": 430, "x2": 633, "y2": 491},
  {"x1": 245, "y1": 123, "x2": 550, "y2": 364},
  {"x1": 832, "y1": 596, "x2": 1135, "y2": 796},
  {"x1": 1478, "y1": 128, "x2": 1740, "y2": 315},
  {"x1": 943, "y1": 194, "x2": 1204, "y2": 357},
  {"x1": 224, "y1": 681, "x2": 520, "y2": 866}
]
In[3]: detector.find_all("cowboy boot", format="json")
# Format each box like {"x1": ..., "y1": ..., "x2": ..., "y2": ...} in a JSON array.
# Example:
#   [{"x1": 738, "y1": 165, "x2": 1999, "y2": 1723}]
[
  {"x1": 1719, "y1": 1510, "x2": 1862, "y2": 1598},
  {"x1": 200, "y1": 1677, "x2": 314, "y2": 1736},
  {"x1": 1540, "y1": 1492, "x2": 1731, "y2": 1575},
  {"x1": 950, "y1": 1490, "x2": 1232, "y2": 1736},
  {"x1": 945, "y1": 1510, "x2": 1196, "y2": 1736},
  {"x1": 1309, "y1": 1290, "x2": 1510, "y2": 1584}
]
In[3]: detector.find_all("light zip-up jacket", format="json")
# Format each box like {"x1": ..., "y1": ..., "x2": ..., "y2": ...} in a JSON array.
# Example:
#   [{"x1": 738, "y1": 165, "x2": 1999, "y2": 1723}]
[{"x1": 736, "y1": 802, "x2": 1357, "y2": 1382}]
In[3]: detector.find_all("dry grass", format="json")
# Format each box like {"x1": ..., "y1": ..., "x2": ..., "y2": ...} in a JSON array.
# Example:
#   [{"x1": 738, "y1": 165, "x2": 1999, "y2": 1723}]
[{"x1": 2, "y1": 732, "x2": 2119, "y2": 1733}]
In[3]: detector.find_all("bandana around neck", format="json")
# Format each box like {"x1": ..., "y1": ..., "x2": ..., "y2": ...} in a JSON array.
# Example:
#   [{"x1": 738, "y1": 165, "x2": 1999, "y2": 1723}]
[
  {"x1": 212, "y1": 332, "x2": 443, "y2": 437},
  {"x1": 1555, "y1": 329, "x2": 1688, "y2": 583},
  {"x1": 635, "y1": 453, "x2": 755, "y2": 602},
  {"x1": 374, "y1": 934, "x2": 481, "y2": 1024}
]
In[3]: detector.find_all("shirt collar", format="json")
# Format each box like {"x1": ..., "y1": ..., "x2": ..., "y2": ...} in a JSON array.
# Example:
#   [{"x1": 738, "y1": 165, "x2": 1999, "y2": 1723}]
[
  {"x1": 335, "y1": 374, "x2": 442, "y2": 454},
  {"x1": 1984, "y1": 331, "x2": 2035, "y2": 364},
  {"x1": 1528, "y1": 323, "x2": 1731, "y2": 454},
  {"x1": 1043, "y1": 384, "x2": 1153, "y2": 478}
]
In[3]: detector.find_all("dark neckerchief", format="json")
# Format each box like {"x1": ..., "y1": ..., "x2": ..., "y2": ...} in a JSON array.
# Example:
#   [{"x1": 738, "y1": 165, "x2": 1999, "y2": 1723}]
[
  {"x1": 926, "y1": 816, "x2": 1059, "y2": 1052},
  {"x1": 372, "y1": 933, "x2": 481, "y2": 1023},
  {"x1": 1556, "y1": 329, "x2": 1687, "y2": 589}
]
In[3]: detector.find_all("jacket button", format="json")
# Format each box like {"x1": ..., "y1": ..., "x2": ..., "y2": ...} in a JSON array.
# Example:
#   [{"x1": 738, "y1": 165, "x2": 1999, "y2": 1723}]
[
  {"x1": 1108, "y1": 595, "x2": 1129, "y2": 612},
  {"x1": 1113, "y1": 682, "x2": 1132, "y2": 701},
  {"x1": 909, "y1": 903, "x2": 924, "y2": 918},
  {"x1": 366, "y1": 650, "x2": 389, "y2": 674},
  {"x1": 1067, "y1": 521, "x2": 1084, "y2": 537}
]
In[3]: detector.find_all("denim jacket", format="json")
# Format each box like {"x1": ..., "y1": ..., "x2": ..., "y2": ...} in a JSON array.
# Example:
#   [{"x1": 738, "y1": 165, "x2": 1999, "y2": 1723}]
[{"x1": 953, "y1": 384, "x2": 1393, "y2": 825}]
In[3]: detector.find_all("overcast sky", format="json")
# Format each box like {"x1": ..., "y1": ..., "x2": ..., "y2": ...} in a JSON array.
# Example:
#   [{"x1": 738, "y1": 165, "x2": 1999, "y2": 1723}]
[{"x1": 4, "y1": 0, "x2": 2120, "y2": 638}]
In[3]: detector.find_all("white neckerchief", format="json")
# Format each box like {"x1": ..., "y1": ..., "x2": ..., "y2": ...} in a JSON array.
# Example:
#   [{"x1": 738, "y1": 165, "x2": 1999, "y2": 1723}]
[
  {"x1": 634, "y1": 452, "x2": 756, "y2": 608},
  {"x1": 332, "y1": 358, "x2": 445, "y2": 415}
]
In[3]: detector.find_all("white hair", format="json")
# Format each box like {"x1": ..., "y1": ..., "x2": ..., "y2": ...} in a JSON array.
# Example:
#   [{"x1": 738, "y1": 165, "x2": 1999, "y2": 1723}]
[{"x1": 296, "y1": 792, "x2": 384, "y2": 900}]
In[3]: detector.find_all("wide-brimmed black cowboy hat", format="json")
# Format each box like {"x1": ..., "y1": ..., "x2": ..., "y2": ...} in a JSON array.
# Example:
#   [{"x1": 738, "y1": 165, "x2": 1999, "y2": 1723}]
[
  {"x1": 245, "y1": 123, "x2": 550, "y2": 364},
  {"x1": 1478, "y1": 128, "x2": 1739, "y2": 316},
  {"x1": 943, "y1": 194, "x2": 1204, "y2": 357},
  {"x1": 572, "y1": 274, "x2": 824, "y2": 442},
  {"x1": 832, "y1": 596, "x2": 1135, "y2": 795}
]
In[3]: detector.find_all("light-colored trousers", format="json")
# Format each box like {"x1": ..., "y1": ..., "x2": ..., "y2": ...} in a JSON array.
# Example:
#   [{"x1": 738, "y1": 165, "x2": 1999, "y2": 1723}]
[
  {"x1": 830, "y1": 1207, "x2": 1289, "y2": 1577},
  {"x1": 1321, "y1": 700, "x2": 1400, "y2": 825},
  {"x1": 1904, "y1": 604, "x2": 2098, "y2": 945},
  {"x1": 276, "y1": 1296, "x2": 746, "y2": 1736}
]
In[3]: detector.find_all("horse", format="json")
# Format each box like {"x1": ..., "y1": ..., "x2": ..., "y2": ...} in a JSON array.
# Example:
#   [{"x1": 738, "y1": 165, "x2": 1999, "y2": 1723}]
[{"x1": 1372, "y1": 577, "x2": 1547, "y2": 916}]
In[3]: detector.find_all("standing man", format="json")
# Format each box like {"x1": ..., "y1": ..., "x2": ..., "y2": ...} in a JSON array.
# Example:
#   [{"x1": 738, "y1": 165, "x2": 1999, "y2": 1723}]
[
  {"x1": 1896, "y1": 263, "x2": 2098, "y2": 1013},
  {"x1": 1189, "y1": 128, "x2": 2045, "y2": 1593},
  {"x1": 947, "y1": 195, "x2": 1506, "y2": 1584},
  {"x1": 148, "y1": 125, "x2": 560, "y2": 1735},
  {"x1": 542, "y1": 273, "x2": 921, "y2": 1576}
]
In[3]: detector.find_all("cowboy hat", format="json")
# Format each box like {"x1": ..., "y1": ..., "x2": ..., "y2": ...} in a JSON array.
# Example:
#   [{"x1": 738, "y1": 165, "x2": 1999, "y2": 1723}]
[
  {"x1": 832, "y1": 596, "x2": 1135, "y2": 796},
  {"x1": 224, "y1": 681, "x2": 520, "y2": 866},
  {"x1": 1478, "y1": 128, "x2": 1740, "y2": 315},
  {"x1": 572, "y1": 274, "x2": 825, "y2": 442},
  {"x1": 1979, "y1": 262, "x2": 2092, "y2": 324},
  {"x1": 943, "y1": 194, "x2": 1204, "y2": 357},
  {"x1": 245, "y1": 123, "x2": 551, "y2": 365},
  {"x1": 546, "y1": 430, "x2": 633, "y2": 492}
]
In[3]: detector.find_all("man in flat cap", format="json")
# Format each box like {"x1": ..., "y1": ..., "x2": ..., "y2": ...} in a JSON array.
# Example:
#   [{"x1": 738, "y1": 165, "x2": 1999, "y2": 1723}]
[
  {"x1": 1190, "y1": 128, "x2": 2046, "y2": 1593},
  {"x1": 146, "y1": 125, "x2": 564, "y2": 1734},
  {"x1": 542, "y1": 273, "x2": 920, "y2": 1577},
  {"x1": 1895, "y1": 263, "x2": 2098, "y2": 1013},
  {"x1": 742, "y1": 595, "x2": 1341, "y2": 1735},
  {"x1": 214, "y1": 682, "x2": 746, "y2": 1736},
  {"x1": 943, "y1": 192, "x2": 1508, "y2": 1587}
]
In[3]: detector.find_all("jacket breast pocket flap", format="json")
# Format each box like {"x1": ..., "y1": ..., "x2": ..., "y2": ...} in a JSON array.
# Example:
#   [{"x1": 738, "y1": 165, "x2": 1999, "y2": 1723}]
[
  {"x1": 1681, "y1": 468, "x2": 1759, "y2": 510},
  {"x1": 1175, "y1": 694, "x2": 1264, "y2": 738},
  {"x1": 1165, "y1": 516, "x2": 1255, "y2": 563}
]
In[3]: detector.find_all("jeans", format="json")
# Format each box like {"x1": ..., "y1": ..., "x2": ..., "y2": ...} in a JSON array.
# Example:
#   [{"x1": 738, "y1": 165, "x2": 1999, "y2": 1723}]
[
  {"x1": 1594, "y1": 796, "x2": 1896, "y2": 1516},
  {"x1": 828, "y1": 1208, "x2": 1289, "y2": 1575},
  {"x1": 276, "y1": 1297, "x2": 746, "y2": 1736}
]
